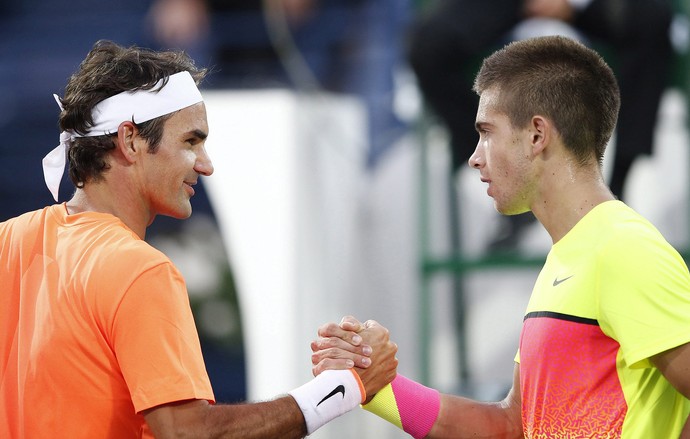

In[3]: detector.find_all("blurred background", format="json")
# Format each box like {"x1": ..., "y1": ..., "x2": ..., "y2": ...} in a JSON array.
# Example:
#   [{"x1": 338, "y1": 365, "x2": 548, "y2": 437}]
[{"x1": 1, "y1": 0, "x2": 689, "y2": 437}]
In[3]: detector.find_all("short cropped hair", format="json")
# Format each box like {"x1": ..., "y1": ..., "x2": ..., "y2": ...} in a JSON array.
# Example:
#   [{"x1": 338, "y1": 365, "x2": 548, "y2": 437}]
[
  {"x1": 473, "y1": 35, "x2": 620, "y2": 166},
  {"x1": 57, "y1": 40, "x2": 207, "y2": 187}
]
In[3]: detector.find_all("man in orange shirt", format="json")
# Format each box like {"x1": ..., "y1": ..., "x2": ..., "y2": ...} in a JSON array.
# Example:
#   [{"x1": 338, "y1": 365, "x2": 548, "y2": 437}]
[{"x1": 0, "y1": 40, "x2": 397, "y2": 438}]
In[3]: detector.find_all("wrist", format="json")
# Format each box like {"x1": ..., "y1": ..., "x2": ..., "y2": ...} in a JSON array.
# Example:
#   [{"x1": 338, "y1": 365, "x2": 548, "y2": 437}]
[
  {"x1": 288, "y1": 369, "x2": 365, "y2": 435},
  {"x1": 362, "y1": 374, "x2": 440, "y2": 439}
]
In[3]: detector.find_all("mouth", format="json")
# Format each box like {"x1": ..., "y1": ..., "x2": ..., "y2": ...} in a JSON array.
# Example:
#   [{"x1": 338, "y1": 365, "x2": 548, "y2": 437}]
[
  {"x1": 479, "y1": 176, "x2": 492, "y2": 197},
  {"x1": 184, "y1": 181, "x2": 197, "y2": 196}
]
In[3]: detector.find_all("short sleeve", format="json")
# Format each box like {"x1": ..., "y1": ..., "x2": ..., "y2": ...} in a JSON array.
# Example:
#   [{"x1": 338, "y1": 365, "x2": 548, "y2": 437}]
[
  {"x1": 111, "y1": 262, "x2": 215, "y2": 412},
  {"x1": 598, "y1": 231, "x2": 690, "y2": 369}
]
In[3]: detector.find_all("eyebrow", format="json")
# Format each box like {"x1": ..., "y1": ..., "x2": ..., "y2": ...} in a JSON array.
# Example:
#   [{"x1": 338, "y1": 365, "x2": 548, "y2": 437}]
[
  {"x1": 187, "y1": 129, "x2": 208, "y2": 140},
  {"x1": 475, "y1": 121, "x2": 490, "y2": 132}
]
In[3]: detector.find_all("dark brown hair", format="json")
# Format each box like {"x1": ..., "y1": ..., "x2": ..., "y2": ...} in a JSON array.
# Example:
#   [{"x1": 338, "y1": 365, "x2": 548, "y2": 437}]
[
  {"x1": 473, "y1": 35, "x2": 620, "y2": 166},
  {"x1": 58, "y1": 40, "x2": 207, "y2": 187}
]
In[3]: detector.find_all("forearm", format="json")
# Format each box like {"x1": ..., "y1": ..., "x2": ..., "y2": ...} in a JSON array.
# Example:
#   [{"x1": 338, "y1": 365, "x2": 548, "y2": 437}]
[
  {"x1": 427, "y1": 394, "x2": 522, "y2": 439},
  {"x1": 145, "y1": 397, "x2": 306, "y2": 439},
  {"x1": 362, "y1": 371, "x2": 522, "y2": 439},
  {"x1": 204, "y1": 396, "x2": 306, "y2": 439},
  {"x1": 213, "y1": 368, "x2": 364, "y2": 438},
  {"x1": 146, "y1": 370, "x2": 364, "y2": 438}
]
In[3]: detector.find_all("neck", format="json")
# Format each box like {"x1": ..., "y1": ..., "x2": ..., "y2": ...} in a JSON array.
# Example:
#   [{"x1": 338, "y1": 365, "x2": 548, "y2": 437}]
[
  {"x1": 66, "y1": 187, "x2": 150, "y2": 239},
  {"x1": 531, "y1": 161, "x2": 615, "y2": 244}
]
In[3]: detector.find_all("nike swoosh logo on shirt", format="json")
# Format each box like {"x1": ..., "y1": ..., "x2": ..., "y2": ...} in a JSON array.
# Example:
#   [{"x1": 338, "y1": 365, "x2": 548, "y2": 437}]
[
  {"x1": 553, "y1": 275, "x2": 574, "y2": 286},
  {"x1": 317, "y1": 385, "x2": 346, "y2": 406}
]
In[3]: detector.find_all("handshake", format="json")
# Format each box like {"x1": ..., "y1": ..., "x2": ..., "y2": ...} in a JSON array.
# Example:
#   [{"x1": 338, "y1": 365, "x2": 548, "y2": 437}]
[
  {"x1": 310, "y1": 316, "x2": 399, "y2": 403},
  {"x1": 301, "y1": 316, "x2": 440, "y2": 439}
]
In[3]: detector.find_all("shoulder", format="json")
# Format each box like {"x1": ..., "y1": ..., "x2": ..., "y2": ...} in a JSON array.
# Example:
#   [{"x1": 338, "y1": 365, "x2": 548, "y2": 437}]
[
  {"x1": 570, "y1": 202, "x2": 688, "y2": 286},
  {"x1": 96, "y1": 233, "x2": 177, "y2": 280},
  {"x1": 0, "y1": 206, "x2": 53, "y2": 235},
  {"x1": 0, "y1": 206, "x2": 59, "y2": 259},
  {"x1": 75, "y1": 218, "x2": 182, "y2": 293},
  {"x1": 594, "y1": 202, "x2": 671, "y2": 255}
]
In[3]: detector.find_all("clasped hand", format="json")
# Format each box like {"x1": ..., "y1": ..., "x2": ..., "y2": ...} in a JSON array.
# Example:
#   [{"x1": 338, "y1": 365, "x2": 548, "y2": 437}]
[{"x1": 311, "y1": 316, "x2": 398, "y2": 404}]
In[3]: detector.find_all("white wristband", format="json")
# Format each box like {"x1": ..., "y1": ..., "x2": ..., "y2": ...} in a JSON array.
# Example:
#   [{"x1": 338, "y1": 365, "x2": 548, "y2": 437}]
[{"x1": 288, "y1": 369, "x2": 365, "y2": 435}]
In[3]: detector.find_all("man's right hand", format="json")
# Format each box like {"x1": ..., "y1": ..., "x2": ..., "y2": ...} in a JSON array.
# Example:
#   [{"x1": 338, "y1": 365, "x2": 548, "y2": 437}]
[{"x1": 311, "y1": 316, "x2": 398, "y2": 403}]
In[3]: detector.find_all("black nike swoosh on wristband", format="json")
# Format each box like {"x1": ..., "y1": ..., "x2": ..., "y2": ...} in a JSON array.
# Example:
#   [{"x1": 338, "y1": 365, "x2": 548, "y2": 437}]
[{"x1": 317, "y1": 385, "x2": 346, "y2": 406}]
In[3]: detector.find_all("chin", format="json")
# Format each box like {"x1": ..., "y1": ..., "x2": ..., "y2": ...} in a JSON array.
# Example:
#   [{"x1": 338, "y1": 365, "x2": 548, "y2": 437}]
[
  {"x1": 494, "y1": 202, "x2": 510, "y2": 215},
  {"x1": 161, "y1": 202, "x2": 193, "y2": 220},
  {"x1": 495, "y1": 201, "x2": 527, "y2": 216},
  {"x1": 174, "y1": 211, "x2": 193, "y2": 220},
  {"x1": 177, "y1": 207, "x2": 193, "y2": 219},
  {"x1": 177, "y1": 198, "x2": 194, "y2": 218}
]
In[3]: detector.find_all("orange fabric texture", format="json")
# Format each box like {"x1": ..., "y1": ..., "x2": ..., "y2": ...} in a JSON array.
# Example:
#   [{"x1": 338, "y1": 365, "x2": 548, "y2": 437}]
[{"x1": 1, "y1": 204, "x2": 215, "y2": 438}]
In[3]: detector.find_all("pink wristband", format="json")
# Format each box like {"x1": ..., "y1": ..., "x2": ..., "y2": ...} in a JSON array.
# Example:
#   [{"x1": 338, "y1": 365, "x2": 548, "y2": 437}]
[{"x1": 362, "y1": 374, "x2": 440, "y2": 439}]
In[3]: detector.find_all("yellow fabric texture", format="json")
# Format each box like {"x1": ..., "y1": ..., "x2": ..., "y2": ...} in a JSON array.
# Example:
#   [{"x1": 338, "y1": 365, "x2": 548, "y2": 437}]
[
  {"x1": 518, "y1": 200, "x2": 690, "y2": 438},
  {"x1": 1, "y1": 204, "x2": 215, "y2": 439},
  {"x1": 362, "y1": 383, "x2": 404, "y2": 430}
]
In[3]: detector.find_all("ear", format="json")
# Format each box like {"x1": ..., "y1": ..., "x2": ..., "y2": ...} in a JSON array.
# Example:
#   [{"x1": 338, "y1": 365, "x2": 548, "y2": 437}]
[
  {"x1": 116, "y1": 121, "x2": 141, "y2": 164},
  {"x1": 529, "y1": 115, "x2": 551, "y2": 157}
]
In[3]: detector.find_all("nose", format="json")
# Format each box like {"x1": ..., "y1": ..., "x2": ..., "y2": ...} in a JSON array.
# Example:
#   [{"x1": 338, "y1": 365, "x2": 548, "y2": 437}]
[
  {"x1": 468, "y1": 144, "x2": 483, "y2": 169},
  {"x1": 195, "y1": 145, "x2": 214, "y2": 176}
]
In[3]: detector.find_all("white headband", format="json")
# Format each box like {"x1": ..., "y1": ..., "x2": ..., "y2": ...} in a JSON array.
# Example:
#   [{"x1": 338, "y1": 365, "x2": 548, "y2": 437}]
[{"x1": 43, "y1": 71, "x2": 203, "y2": 201}]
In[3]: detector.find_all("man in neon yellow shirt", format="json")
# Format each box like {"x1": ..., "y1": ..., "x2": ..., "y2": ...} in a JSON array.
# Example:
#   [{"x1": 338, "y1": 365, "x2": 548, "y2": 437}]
[{"x1": 313, "y1": 35, "x2": 690, "y2": 438}]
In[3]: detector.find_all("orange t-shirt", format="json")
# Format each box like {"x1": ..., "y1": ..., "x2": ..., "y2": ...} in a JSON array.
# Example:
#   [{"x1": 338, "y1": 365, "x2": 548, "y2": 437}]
[{"x1": 0, "y1": 204, "x2": 215, "y2": 438}]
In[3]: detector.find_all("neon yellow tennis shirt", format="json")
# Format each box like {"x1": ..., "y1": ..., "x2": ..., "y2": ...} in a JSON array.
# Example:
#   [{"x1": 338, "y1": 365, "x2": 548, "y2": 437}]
[{"x1": 518, "y1": 200, "x2": 690, "y2": 438}]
